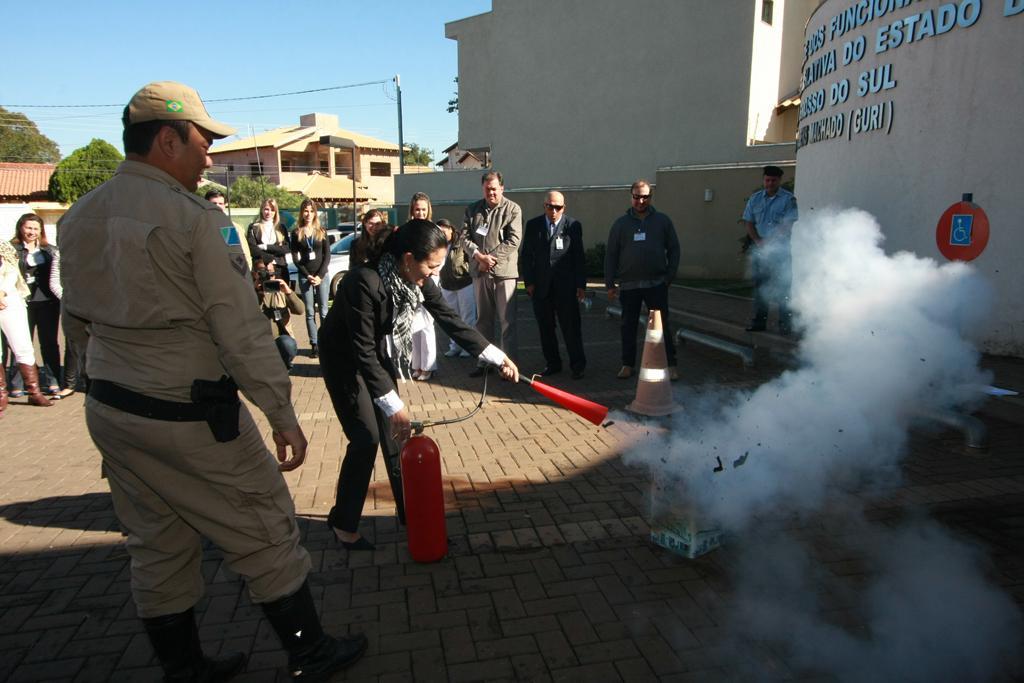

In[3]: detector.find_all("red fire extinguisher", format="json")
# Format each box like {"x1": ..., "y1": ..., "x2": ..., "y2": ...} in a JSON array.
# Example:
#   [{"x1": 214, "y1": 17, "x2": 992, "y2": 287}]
[
  {"x1": 400, "y1": 368, "x2": 609, "y2": 563},
  {"x1": 400, "y1": 434, "x2": 447, "y2": 563}
]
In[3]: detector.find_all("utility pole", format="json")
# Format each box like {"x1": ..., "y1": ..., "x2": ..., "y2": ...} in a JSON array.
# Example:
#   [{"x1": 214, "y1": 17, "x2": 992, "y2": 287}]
[{"x1": 395, "y1": 74, "x2": 405, "y2": 175}]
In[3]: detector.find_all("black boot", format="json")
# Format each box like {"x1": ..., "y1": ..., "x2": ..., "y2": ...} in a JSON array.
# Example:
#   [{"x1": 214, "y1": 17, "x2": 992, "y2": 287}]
[
  {"x1": 261, "y1": 581, "x2": 367, "y2": 680},
  {"x1": 142, "y1": 608, "x2": 246, "y2": 682}
]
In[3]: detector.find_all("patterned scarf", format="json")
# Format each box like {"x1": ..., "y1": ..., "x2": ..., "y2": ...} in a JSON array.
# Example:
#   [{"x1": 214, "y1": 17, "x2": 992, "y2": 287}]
[
  {"x1": 0, "y1": 240, "x2": 17, "y2": 267},
  {"x1": 377, "y1": 252, "x2": 423, "y2": 378}
]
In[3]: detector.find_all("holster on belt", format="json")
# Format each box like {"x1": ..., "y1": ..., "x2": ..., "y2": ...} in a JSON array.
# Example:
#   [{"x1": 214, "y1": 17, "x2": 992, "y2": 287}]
[
  {"x1": 89, "y1": 377, "x2": 241, "y2": 443},
  {"x1": 190, "y1": 375, "x2": 241, "y2": 443}
]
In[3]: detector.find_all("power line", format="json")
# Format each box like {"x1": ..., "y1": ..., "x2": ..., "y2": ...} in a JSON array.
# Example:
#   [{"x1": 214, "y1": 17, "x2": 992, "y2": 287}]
[{"x1": 0, "y1": 79, "x2": 392, "y2": 109}]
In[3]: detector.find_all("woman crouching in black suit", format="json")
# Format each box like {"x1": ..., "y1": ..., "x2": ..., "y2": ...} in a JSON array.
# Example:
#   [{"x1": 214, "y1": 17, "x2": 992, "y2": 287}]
[{"x1": 318, "y1": 219, "x2": 519, "y2": 549}]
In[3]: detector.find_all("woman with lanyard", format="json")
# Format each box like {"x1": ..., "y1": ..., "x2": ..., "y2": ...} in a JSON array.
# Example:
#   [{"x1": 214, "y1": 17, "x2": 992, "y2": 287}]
[
  {"x1": 318, "y1": 219, "x2": 519, "y2": 549},
  {"x1": 289, "y1": 199, "x2": 331, "y2": 358},
  {"x1": 11, "y1": 213, "x2": 65, "y2": 399},
  {"x1": 246, "y1": 198, "x2": 290, "y2": 275}
]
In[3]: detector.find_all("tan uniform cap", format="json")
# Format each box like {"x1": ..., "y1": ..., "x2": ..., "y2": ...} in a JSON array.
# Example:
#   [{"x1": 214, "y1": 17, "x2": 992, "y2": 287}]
[{"x1": 127, "y1": 81, "x2": 236, "y2": 138}]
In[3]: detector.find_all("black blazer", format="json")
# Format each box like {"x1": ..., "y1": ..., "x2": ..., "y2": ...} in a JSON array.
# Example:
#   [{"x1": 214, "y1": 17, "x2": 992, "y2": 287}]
[
  {"x1": 246, "y1": 222, "x2": 290, "y2": 270},
  {"x1": 520, "y1": 214, "x2": 586, "y2": 299},
  {"x1": 319, "y1": 264, "x2": 491, "y2": 401}
]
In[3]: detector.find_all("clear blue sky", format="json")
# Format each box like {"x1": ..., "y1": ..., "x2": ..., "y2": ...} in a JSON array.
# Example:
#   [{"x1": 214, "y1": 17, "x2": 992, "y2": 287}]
[{"x1": 0, "y1": 0, "x2": 491, "y2": 163}]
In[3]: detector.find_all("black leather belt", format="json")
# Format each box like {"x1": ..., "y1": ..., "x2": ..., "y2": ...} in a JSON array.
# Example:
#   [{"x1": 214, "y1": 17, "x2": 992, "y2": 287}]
[{"x1": 88, "y1": 379, "x2": 207, "y2": 421}]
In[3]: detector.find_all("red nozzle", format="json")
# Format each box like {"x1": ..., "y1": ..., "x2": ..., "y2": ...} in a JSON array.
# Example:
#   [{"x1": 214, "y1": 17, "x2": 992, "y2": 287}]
[{"x1": 523, "y1": 376, "x2": 609, "y2": 426}]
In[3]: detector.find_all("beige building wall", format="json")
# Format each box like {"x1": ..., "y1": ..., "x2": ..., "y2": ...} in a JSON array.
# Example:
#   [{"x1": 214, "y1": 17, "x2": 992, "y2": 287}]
[
  {"x1": 443, "y1": 0, "x2": 811, "y2": 188},
  {"x1": 748, "y1": 1, "x2": 787, "y2": 143},
  {"x1": 356, "y1": 150, "x2": 401, "y2": 203},
  {"x1": 796, "y1": 0, "x2": 1024, "y2": 355},
  {"x1": 210, "y1": 148, "x2": 280, "y2": 183},
  {"x1": 399, "y1": 185, "x2": 635, "y2": 268},
  {"x1": 654, "y1": 162, "x2": 795, "y2": 278},
  {"x1": 400, "y1": 162, "x2": 792, "y2": 283},
  {"x1": 399, "y1": 1, "x2": 817, "y2": 274}
]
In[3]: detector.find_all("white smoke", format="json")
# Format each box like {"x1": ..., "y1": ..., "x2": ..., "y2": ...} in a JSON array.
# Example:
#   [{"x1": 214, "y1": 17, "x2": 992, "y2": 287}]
[
  {"x1": 635, "y1": 208, "x2": 992, "y2": 527},
  {"x1": 625, "y1": 208, "x2": 1022, "y2": 680}
]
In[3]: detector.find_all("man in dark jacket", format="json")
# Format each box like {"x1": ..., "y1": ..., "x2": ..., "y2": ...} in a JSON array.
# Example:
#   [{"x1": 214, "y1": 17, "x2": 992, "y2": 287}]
[
  {"x1": 521, "y1": 191, "x2": 586, "y2": 379},
  {"x1": 604, "y1": 179, "x2": 680, "y2": 380}
]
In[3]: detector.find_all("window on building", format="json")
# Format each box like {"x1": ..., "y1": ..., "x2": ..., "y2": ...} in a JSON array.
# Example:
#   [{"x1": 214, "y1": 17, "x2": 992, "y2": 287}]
[
  {"x1": 334, "y1": 151, "x2": 354, "y2": 176},
  {"x1": 250, "y1": 162, "x2": 260, "y2": 177},
  {"x1": 227, "y1": 164, "x2": 234, "y2": 172},
  {"x1": 761, "y1": 0, "x2": 774, "y2": 24},
  {"x1": 282, "y1": 159, "x2": 293, "y2": 172},
  {"x1": 370, "y1": 162, "x2": 391, "y2": 177}
]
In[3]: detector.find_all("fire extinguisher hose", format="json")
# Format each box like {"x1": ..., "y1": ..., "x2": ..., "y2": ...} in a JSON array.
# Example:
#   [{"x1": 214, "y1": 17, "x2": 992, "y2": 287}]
[{"x1": 410, "y1": 367, "x2": 490, "y2": 434}]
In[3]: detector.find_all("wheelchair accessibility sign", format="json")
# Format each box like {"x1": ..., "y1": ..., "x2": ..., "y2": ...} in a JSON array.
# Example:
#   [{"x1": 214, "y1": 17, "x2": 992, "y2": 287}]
[
  {"x1": 949, "y1": 214, "x2": 973, "y2": 246},
  {"x1": 936, "y1": 198, "x2": 989, "y2": 262}
]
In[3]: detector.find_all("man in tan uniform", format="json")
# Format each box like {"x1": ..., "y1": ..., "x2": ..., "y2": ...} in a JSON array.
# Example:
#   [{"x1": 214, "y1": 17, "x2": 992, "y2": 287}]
[{"x1": 58, "y1": 82, "x2": 365, "y2": 681}]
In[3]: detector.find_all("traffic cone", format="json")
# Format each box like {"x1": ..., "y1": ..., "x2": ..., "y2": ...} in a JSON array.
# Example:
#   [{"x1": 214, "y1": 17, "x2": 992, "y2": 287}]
[{"x1": 626, "y1": 309, "x2": 681, "y2": 416}]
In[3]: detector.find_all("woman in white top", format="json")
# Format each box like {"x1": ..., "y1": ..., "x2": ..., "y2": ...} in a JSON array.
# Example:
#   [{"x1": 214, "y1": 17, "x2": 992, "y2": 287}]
[
  {"x1": 246, "y1": 198, "x2": 290, "y2": 276},
  {"x1": 407, "y1": 193, "x2": 439, "y2": 381},
  {"x1": 11, "y1": 213, "x2": 63, "y2": 398},
  {"x1": 1, "y1": 235, "x2": 53, "y2": 413}
]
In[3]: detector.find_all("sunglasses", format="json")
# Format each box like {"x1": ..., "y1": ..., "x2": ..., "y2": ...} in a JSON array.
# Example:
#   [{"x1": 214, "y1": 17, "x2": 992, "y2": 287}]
[
  {"x1": 544, "y1": 203, "x2": 564, "y2": 210},
  {"x1": 632, "y1": 194, "x2": 651, "y2": 201}
]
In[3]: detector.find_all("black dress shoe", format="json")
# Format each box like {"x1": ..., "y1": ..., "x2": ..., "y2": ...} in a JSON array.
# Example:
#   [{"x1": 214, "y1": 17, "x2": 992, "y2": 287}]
[
  {"x1": 339, "y1": 536, "x2": 375, "y2": 551},
  {"x1": 539, "y1": 366, "x2": 562, "y2": 377},
  {"x1": 310, "y1": 343, "x2": 319, "y2": 358},
  {"x1": 469, "y1": 366, "x2": 486, "y2": 378},
  {"x1": 571, "y1": 369, "x2": 584, "y2": 379}
]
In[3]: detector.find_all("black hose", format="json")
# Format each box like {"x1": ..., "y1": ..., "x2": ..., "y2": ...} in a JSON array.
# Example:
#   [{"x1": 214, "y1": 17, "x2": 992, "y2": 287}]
[{"x1": 411, "y1": 367, "x2": 490, "y2": 434}]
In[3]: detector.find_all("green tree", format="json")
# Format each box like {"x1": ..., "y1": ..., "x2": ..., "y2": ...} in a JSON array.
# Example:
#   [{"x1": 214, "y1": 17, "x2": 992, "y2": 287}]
[
  {"x1": 48, "y1": 138, "x2": 123, "y2": 204},
  {"x1": 446, "y1": 77, "x2": 459, "y2": 114},
  {"x1": 402, "y1": 143, "x2": 433, "y2": 167},
  {"x1": 0, "y1": 106, "x2": 61, "y2": 164},
  {"x1": 227, "y1": 176, "x2": 305, "y2": 210}
]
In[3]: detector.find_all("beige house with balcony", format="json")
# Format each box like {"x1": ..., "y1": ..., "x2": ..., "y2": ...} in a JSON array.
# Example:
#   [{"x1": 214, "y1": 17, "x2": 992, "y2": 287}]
[{"x1": 209, "y1": 113, "x2": 402, "y2": 208}]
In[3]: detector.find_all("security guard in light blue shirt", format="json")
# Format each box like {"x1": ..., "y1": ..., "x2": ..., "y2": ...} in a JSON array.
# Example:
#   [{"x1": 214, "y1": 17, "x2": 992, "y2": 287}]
[{"x1": 743, "y1": 165, "x2": 798, "y2": 334}]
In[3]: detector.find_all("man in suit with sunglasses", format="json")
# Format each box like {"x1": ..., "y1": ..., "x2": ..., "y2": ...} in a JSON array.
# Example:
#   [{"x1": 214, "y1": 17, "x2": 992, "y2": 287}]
[{"x1": 521, "y1": 191, "x2": 587, "y2": 379}]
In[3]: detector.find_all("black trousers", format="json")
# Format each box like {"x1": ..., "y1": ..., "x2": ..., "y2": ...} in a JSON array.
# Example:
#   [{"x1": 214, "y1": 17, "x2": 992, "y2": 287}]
[
  {"x1": 27, "y1": 299, "x2": 61, "y2": 387},
  {"x1": 620, "y1": 283, "x2": 676, "y2": 367},
  {"x1": 63, "y1": 335, "x2": 84, "y2": 390},
  {"x1": 532, "y1": 287, "x2": 585, "y2": 373},
  {"x1": 750, "y1": 249, "x2": 792, "y2": 328},
  {"x1": 320, "y1": 350, "x2": 404, "y2": 533}
]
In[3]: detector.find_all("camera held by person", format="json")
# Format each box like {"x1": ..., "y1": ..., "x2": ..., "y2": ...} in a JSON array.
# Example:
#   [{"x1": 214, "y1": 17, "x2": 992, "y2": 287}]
[{"x1": 254, "y1": 257, "x2": 305, "y2": 368}]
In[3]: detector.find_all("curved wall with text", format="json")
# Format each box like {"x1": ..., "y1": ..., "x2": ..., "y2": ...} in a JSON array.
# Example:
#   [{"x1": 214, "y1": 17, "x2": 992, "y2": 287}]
[{"x1": 796, "y1": 0, "x2": 1024, "y2": 354}]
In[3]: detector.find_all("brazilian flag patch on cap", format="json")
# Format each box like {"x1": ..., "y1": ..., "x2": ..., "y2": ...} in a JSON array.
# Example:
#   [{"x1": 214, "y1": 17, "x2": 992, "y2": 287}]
[
  {"x1": 220, "y1": 226, "x2": 241, "y2": 246},
  {"x1": 165, "y1": 99, "x2": 184, "y2": 113}
]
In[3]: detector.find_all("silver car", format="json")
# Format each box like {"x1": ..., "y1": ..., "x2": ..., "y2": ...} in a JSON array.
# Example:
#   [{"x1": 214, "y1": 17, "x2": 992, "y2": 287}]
[{"x1": 327, "y1": 233, "x2": 357, "y2": 300}]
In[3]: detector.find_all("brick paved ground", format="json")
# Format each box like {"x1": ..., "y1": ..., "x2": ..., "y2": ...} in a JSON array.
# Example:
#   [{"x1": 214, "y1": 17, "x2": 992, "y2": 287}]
[{"x1": 1, "y1": 289, "x2": 1022, "y2": 681}]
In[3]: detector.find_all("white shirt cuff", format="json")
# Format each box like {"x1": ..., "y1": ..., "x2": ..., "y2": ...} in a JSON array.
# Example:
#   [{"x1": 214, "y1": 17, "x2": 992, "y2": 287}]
[
  {"x1": 479, "y1": 344, "x2": 507, "y2": 367},
  {"x1": 374, "y1": 390, "x2": 405, "y2": 417}
]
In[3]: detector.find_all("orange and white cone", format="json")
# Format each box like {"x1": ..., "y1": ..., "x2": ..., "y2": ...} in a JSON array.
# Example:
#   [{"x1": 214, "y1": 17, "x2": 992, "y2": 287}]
[{"x1": 626, "y1": 309, "x2": 682, "y2": 416}]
